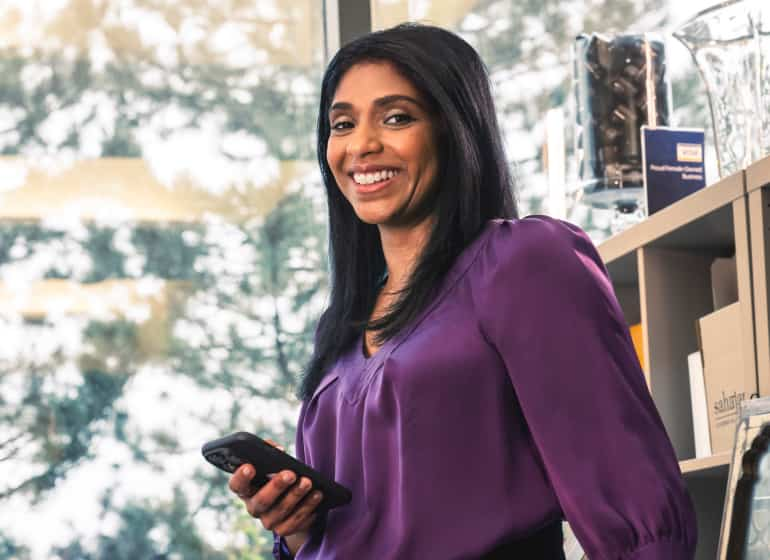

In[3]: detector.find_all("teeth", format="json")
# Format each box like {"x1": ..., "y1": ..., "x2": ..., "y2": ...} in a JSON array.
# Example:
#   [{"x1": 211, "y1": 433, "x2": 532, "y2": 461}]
[{"x1": 353, "y1": 169, "x2": 399, "y2": 185}]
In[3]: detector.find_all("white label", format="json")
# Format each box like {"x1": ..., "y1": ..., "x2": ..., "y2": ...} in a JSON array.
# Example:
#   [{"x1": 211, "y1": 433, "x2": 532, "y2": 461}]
[{"x1": 676, "y1": 143, "x2": 703, "y2": 163}]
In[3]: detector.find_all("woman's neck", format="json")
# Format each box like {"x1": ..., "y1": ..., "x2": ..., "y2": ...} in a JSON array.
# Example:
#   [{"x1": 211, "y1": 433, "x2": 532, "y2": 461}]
[{"x1": 377, "y1": 218, "x2": 433, "y2": 291}]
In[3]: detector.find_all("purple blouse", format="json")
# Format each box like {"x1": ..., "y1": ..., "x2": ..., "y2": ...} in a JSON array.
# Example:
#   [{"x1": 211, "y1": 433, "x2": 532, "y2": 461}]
[{"x1": 279, "y1": 216, "x2": 696, "y2": 559}]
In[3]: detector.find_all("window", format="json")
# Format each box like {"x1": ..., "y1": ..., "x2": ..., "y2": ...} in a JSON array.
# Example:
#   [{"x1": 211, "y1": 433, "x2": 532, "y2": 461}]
[{"x1": 0, "y1": 2, "x2": 327, "y2": 558}]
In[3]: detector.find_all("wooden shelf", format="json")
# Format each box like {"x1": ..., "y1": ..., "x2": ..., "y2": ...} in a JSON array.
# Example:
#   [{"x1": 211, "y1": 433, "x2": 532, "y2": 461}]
[
  {"x1": 680, "y1": 452, "x2": 731, "y2": 476},
  {"x1": 746, "y1": 155, "x2": 770, "y2": 193},
  {"x1": 596, "y1": 168, "x2": 755, "y2": 467},
  {"x1": 598, "y1": 172, "x2": 743, "y2": 287},
  {"x1": 594, "y1": 161, "x2": 761, "y2": 560},
  {"x1": 598, "y1": 171, "x2": 743, "y2": 265}
]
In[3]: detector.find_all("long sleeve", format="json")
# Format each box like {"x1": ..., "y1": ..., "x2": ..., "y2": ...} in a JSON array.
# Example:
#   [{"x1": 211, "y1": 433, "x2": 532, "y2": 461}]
[
  {"x1": 474, "y1": 216, "x2": 697, "y2": 559},
  {"x1": 272, "y1": 535, "x2": 293, "y2": 560}
]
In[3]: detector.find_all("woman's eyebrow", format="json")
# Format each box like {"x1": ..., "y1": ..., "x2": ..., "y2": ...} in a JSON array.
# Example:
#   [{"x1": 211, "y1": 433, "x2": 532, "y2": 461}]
[
  {"x1": 373, "y1": 94, "x2": 424, "y2": 109},
  {"x1": 329, "y1": 94, "x2": 424, "y2": 114}
]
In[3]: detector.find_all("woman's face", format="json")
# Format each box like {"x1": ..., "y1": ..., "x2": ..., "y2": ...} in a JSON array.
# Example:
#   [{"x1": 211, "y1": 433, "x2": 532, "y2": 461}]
[{"x1": 326, "y1": 61, "x2": 439, "y2": 228}]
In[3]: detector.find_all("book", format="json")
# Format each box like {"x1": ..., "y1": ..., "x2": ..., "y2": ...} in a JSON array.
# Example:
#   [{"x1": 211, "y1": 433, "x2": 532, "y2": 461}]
[
  {"x1": 628, "y1": 323, "x2": 644, "y2": 371},
  {"x1": 687, "y1": 350, "x2": 711, "y2": 458},
  {"x1": 562, "y1": 522, "x2": 586, "y2": 560}
]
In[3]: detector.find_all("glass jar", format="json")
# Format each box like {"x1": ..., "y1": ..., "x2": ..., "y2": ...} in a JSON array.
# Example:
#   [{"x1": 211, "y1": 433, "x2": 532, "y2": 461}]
[{"x1": 573, "y1": 32, "x2": 671, "y2": 233}]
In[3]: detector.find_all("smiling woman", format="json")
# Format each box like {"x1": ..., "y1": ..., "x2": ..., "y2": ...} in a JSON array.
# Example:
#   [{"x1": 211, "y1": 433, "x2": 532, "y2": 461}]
[
  {"x1": 326, "y1": 63, "x2": 439, "y2": 232},
  {"x1": 225, "y1": 23, "x2": 697, "y2": 560},
  {"x1": 326, "y1": 61, "x2": 442, "y2": 357}
]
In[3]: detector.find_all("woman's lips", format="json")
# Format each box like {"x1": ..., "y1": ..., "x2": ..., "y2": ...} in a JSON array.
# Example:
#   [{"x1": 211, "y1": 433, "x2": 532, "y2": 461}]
[{"x1": 352, "y1": 172, "x2": 398, "y2": 194}]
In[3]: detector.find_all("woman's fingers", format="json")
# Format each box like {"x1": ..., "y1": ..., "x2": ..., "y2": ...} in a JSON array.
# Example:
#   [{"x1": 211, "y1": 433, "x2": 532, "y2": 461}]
[
  {"x1": 294, "y1": 513, "x2": 317, "y2": 533},
  {"x1": 229, "y1": 464, "x2": 258, "y2": 498},
  {"x1": 227, "y1": 456, "x2": 323, "y2": 535},
  {"x1": 247, "y1": 471, "x2": 300, "y2": 518},
  {"x1": 258, "y1": 476, "x2": 316, "y2": 530},
  {"x1": 272, "y1": 491, "x2": 324, "y2": 536},
  {"x1": 229, "y1": 464, "x2": 297, "y2": 507},
  {"x1": 274, "y1": 511, "x2": 318, "y2": 538}
]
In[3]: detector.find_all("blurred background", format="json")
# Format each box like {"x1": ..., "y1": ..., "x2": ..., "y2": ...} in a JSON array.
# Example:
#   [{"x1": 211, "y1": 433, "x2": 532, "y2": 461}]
[{"x1": 0, "y1": 1, "x2": 718, "y2": 558}]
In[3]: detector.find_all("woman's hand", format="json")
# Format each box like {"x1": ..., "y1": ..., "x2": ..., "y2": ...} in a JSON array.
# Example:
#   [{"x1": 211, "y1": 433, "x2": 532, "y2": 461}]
[{"x1": 228, "y1": 440, "x2": 323, "y2": 554}]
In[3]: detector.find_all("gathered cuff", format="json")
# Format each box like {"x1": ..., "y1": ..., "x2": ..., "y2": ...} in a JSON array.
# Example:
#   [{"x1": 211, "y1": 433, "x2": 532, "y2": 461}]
[
  {"x1": 625, "y1": 538, "x2": 694, "y2": 559},
  {"x1": 272, "y1": 534, "x2": 293, "y2": 560}
]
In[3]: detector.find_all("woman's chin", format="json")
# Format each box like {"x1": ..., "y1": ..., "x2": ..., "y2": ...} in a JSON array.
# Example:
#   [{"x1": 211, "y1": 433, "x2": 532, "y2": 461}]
[
  {"x1": 353, "y1": 207, "x2": 394, "y2": 226},
  {"x1": 354, "y1": 207, "x2": 434, "y2": 231}
]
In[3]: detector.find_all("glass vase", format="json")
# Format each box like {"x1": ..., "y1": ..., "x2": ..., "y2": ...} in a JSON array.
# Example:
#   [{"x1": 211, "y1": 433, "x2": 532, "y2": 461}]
[
  {"x1": 757, "y1": 1, "x2": 770, "y2": 157},
  {"x1": 674, "y1": 0, "x2": 770, "y2": 178}
]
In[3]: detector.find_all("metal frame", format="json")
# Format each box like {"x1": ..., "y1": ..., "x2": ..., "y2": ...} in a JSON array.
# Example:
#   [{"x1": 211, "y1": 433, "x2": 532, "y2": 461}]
[{"x1": 324, "y1": 0, "x2": 373, "y2": 63}]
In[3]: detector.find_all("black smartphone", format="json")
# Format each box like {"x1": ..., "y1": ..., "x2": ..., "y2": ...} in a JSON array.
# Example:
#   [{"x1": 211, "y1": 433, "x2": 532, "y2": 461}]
[{"x1": 201, "y1": 431, "x2": 352, "y2": 511}]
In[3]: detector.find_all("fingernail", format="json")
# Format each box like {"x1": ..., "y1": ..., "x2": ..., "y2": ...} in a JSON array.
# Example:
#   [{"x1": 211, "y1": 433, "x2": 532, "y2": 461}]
[
  {"x1": 312, "y1": 492, "x2": 322, "y2": 501},
  {"x1": 282, "y1": 472, "x2": 295, "y2": 484},
  {"x1": 243, "y1": 466, "x2": 252, "y2": 477}
]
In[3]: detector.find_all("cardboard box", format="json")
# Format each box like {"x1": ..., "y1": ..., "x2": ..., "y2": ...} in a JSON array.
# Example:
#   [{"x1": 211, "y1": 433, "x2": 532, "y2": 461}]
[{"x1": 697, "y1": 302, "x2": 757, "y2": 454}]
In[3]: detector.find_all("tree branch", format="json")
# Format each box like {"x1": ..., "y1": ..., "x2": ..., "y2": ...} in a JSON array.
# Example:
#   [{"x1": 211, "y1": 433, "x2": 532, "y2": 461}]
[{"x1": 0, "y1": 432, "x2": 27, "y2": 451}]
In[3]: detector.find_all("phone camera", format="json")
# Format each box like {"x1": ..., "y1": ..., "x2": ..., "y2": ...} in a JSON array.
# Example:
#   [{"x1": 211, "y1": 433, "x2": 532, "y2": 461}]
[{"x1": 209, "y1": 452, "x2": 227, "y2": 468}]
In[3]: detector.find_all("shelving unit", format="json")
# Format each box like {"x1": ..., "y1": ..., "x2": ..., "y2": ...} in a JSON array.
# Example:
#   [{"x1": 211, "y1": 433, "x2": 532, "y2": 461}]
[
  {"x1": 596, "y1": 164, "x2": 762, "y2": 560},
  {"x1": 746, "y1": 156, "x2": 770, "y2": 397}
]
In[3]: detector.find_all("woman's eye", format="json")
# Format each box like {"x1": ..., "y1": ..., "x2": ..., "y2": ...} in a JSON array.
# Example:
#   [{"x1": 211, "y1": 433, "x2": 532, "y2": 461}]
[
  {"x1": 384, "y1": 113, "x2": 414, "y2": 125},
  {"x1": 331, "y1": 120, "x2": 353, "y2": 131}
]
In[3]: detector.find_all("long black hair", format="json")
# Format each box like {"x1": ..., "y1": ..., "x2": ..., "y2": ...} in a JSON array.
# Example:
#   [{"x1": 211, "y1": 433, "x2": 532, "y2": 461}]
[{"x1": 298, "y1": 23, "x2": 518, "y2": 400}]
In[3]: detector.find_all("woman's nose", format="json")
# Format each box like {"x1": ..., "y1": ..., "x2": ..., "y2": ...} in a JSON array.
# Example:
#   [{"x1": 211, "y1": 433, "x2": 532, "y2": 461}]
[{"x1": 346, "y1": 123, "x2": 383, "y2": 157}]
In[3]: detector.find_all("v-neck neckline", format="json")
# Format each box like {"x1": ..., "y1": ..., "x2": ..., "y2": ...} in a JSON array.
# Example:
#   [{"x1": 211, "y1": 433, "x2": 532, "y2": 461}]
[
  {"x1": 339, "y1": 220, "x2": 503, "y2": 404},
  {"x1": 361, "y1": 333, "x2": 381, "y2": 361},
  {"x1": 355, "y1": 327, "x2": 399, "y2": 370}
]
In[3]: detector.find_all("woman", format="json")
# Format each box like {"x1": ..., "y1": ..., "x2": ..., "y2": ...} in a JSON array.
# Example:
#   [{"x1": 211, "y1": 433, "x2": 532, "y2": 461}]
[{"x1": 228, "y1": 23, "x2": 697, "y2": 559}]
